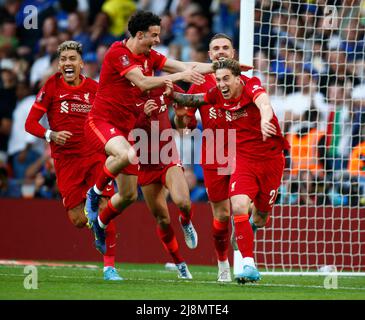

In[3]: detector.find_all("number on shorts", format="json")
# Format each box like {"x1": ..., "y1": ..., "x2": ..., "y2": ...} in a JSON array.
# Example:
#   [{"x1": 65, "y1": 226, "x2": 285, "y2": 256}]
[{"x1": 269, "y1": 189, "x2": 278, "y2": 205}]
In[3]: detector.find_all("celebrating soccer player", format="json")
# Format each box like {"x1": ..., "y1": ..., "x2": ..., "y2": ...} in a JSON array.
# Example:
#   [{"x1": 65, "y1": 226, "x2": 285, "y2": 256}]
[
  {"x1": 132, "y1": 86, "x2": 198, "y2": 279},
  {"x1": 25, "y1": 41, "x2": 123, "y2": 281},
  {"x1": 174, "y1": 33, "x2": 254, "y2": 282},
  {"x1": 165, "y1": 58, "x2": 290, "y2": 283},
  {"x1": 83, "y1": 10, "x2": 222, "y2": 255}
]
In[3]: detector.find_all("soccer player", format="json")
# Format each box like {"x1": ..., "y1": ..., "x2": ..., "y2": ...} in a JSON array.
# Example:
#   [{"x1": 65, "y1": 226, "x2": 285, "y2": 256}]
[
  {"x1": 175, "y1": 34, "x2": 252, "y2": 282},
  {"x1": 25, "y1": 41, "x2": 122, "y2": 281},
  {"x1": 165, "y1": 58, "x2": 289, "y2": 283},
  {"x1": 133, "y1": 86, "x2": 197, "y2": 279},
  {"x1": 84, "y1": 10, "x2": 218, "y2": 254}
]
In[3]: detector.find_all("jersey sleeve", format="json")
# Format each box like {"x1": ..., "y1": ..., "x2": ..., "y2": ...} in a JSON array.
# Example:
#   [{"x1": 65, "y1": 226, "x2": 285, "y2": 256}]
[
  {"x1": 203, "y1": 86, "x2": 219, "y2": 105},
  {"x1": 25, "y1": 78, "x2": 54, "y2": 138},
  {"x1": 245, "y1": 76, "x2": 266, "y2": 101},
  {"x1": 109, "y1": 47, "x2": 138, "y2": 77},
  {"x1": 32, "y1": 78, "x2": 54, "y2": 112},
  {"x1": 151, "y1": 49, "x2": 167, "y2": 71}
]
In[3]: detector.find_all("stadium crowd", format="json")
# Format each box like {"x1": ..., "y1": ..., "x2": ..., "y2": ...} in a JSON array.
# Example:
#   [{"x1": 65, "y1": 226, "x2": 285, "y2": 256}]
[{"x1": 0, "y1": 0, "x2": 365, "y2": 207}]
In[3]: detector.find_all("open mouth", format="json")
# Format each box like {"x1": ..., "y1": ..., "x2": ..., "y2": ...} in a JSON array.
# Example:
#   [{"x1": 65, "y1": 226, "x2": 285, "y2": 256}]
[
  {"x1": 221, "y1": 88, "x2": 230, "y2": 97},
  {"x1": 64, "y1": 68, "x2": 75, "y2": 77}
]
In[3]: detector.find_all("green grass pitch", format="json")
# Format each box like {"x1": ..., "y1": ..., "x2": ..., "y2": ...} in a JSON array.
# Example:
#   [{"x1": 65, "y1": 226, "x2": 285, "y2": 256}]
[{"x1": 1, "y1": 262, "x2": 364, "y2": 300}]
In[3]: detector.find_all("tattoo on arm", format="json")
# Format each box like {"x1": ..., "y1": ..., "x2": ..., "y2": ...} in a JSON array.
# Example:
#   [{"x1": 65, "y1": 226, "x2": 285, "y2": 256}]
[{"x1": 172, "y1": 92, "x2": 206, "y2": 107}]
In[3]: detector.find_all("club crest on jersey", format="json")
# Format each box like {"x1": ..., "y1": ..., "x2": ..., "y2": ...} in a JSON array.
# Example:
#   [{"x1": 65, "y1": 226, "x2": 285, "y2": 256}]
[
  {"x1": 84, "y1": 92, "x2": 90, "y2": 103},
  {"x1": 120, "y1": 55, "x2": 130, "y2": 66},
  {"x1": 159, "y1": 95, "x2": 167, "y2": 113}
]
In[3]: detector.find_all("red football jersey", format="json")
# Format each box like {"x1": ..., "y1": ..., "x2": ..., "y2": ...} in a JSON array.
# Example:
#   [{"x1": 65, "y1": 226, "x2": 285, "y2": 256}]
[
  {"x1": 134, "y1": 87, "x2": 179, "y2": 170},
  {"x1": 204, "y1": 75, "x2": 289, "y2": 160},
  {"x1": 32, "y1": 73, "x2": 97, "y2": 159},
  {"x1": 90, "y1": 40, "x2": 167, "y2": 127},
  {"x1": 188, "y1": 74, "x2": 229, "y2": 169}
]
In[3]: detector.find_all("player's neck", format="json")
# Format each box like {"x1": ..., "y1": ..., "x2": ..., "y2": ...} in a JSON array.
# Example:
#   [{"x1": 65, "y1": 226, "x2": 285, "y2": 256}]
[
  {"x1": 232, "y1": 85, "x2": 243, "y2": 100},
  {"x1": 62, "y1": 75, "x2": 82, "y2": 87},
  {"x1": 126, "y1": 37, "x2": 144, "y2": 55}
]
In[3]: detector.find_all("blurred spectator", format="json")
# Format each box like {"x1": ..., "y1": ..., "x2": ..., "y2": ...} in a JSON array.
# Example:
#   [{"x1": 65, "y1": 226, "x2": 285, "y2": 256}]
[
  {"x1": 0, "y1": 18, "x2": 19, "y2": 58},
  {"x1": 285, "y1": 70, "x2": 328, "y2": 133},
  {"x1": 0, "y1": 66, "x2": 17, "y2": 163},
  {"x1": 183, "y1": 165, "x2": 208, "y2": 202},
  {"x1": 24, "y1": 145, "x2": 58, "y2": 199},
  {"x1": 89, "y1": 12, "x2": 118, "y2": 50},
  {"x1": 101, "y1": 0, "x2": 137, "y2": 37},
  {"x1": 137, "y1": 0, "x2": 171, "y2": 16},
  {"x1": 30, "y1": 35, "x2": 59, "y2": 90},
  {"x1": 67, "y1": 11, "x2": 93, "y2": 54},
  {"x1": 36, "y1": 16, "x2": 58, "y2": 56},
  {"x1": 0, "y1": 164, "x2": 21, "y2": 197},
  {"x1": 324, "y1": 82, "x2": 353, "y2": 171},
  {"x1": 7, "y1": 80, "x2": 45, "y2": 180},
  {"x1": 82, "y1": 52, "x2": 99, "y2": 81},
  {"x1": 180, "y1": 24, "x2": 203, "y2": 62}
]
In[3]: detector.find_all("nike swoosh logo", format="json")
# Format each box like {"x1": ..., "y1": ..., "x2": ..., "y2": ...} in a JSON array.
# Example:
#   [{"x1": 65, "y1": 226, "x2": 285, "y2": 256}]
[
  {"x1": 109, "y1": 243, "x2": 116, "y2": 248},
  {"x1": 106, "y1": 187, "x2": 112, "y2": 191},
  {"x1": 136, "y1": 103, "x2": 143, "y2": 106},
  {"x1": 60, "y1": 94, "x2": 68, "y2": 98}
]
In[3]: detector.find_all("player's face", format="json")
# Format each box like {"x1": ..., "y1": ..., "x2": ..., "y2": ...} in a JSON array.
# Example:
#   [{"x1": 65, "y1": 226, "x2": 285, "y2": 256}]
[
  {"x1": 58, "y1": 50, "x2": 83, "y2": 85},
  {"x1": 140, "y1": 25, "x2": 161, "y2": 54},
  {"x1": 208, "y1": 38, "x2": 235, "y2": 62},
  {"x1": 215, "y1": 68, "x2": 241, "y2": 99}
]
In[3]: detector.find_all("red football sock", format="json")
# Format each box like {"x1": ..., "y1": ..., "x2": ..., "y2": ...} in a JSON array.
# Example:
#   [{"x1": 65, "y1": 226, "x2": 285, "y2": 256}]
[
  {"x1": 95, "y1": 165, "x2": 117, "y2": 192},
  {"x1": 99, "y1": 200, "x2": 120, "y2": 226},
  {"x1": 179, "y1": 206, "x2": 193, "y2": 226},
  {"x1": 103, "y1": 220, "x2": 116, "y2": 267},
  {"x1": 233, "y1": 214, "x2": 254, "y2": 258},
  {"x1": 212, "y1": 218, "x2": 229, "y2": 262},
  {"x1": 156, "y1": 224, "x2": 184, "y2": 264}
]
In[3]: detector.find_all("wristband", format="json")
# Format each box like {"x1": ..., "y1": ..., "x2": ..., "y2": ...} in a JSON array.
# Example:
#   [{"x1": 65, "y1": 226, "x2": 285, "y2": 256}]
[{"x1": 45, "y1": 129, "x2": 52, "y2": 143}]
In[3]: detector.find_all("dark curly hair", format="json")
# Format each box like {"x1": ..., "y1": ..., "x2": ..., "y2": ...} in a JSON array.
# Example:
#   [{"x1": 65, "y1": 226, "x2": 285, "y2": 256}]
[{"x1": 128, "y1": 11, "x2": 161, "y2": 37}]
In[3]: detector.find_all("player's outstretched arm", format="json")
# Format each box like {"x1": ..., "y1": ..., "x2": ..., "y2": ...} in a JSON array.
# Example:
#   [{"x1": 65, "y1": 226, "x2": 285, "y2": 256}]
[
  {"x1": 125, "y1": 66, "x2": 205, "y2": 92},
  {"x1": 254, "y1": 93, "x2": 276, "y2": 141},
  {"x1": 163, "y1": 59, "x2": 254, "y2": 75},
  {"x1": 164, "y1": 79, "x2": 206, "y2": 108}
]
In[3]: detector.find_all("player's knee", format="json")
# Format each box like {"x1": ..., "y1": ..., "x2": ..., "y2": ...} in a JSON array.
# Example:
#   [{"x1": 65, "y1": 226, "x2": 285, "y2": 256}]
[
  {"x1": 68, "y1": 214, "x2": 87, "y2": 228},
  {"x1": 122, "y1": 189, "x2": 138, "y2": 204},
  {"x1": 231, "y1": 202, "x2": 250, "y2": 215}
]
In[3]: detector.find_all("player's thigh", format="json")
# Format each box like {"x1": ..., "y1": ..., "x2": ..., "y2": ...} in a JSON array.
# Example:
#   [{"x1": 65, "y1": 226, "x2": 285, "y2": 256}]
[
  {"x1": 165, "y1": 165, "x2": 191, "y2": 209},
  {"x1": 210, "y1": 198, "x2": 230, "y2": 222},
  {"x1": 68, "y1": 202, "x2": 87, "y2": 228},
  {"x1": 141, "y1": 184, "x2": 170, "y2": 224}
]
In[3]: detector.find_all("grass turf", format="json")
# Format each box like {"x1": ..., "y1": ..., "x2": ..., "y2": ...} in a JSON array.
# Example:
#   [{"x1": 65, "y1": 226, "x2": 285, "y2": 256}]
[{"x1": 0, "y1": 262, "x2": 365, "y2": 300}]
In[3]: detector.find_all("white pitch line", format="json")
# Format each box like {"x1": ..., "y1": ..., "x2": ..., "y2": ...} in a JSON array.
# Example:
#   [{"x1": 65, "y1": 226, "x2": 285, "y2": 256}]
[{"x1": 1, "y1": 273, "x2": 364, "y2": 291}]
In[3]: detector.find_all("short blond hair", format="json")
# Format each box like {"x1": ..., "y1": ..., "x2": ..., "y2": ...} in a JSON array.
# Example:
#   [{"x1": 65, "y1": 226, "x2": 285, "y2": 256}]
[{"x1": 57, "y1": 41, "x2": 83, "y2": 57}]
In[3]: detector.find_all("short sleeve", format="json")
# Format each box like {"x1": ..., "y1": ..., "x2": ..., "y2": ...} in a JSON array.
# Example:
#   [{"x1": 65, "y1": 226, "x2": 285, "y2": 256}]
[
  {"x1": 204, "y1": 86, "x2": 219, "y2": 105},
  {"x1": 108, "y1": 47, "x2": 138, "y2": 77},
  {"x1": 33, "y1": 79, "x2": 54, "y2": 112},
  {"x1": 244, "y1": 76, "x2": 266, "y2": 101},
  {"x1": 151, "y1": 49, "x2": 167, "y2": 71}
]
